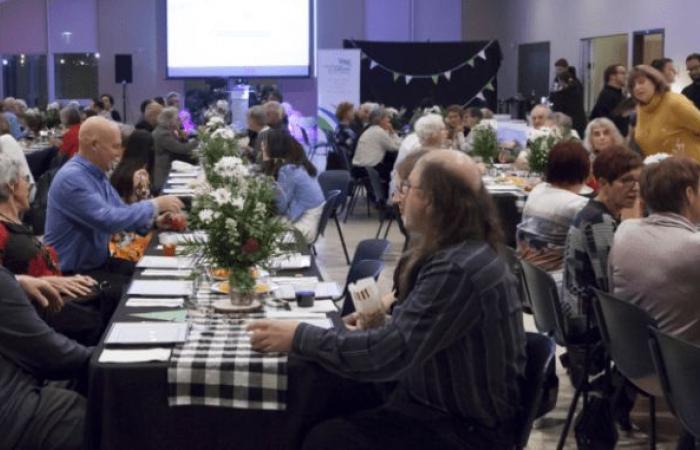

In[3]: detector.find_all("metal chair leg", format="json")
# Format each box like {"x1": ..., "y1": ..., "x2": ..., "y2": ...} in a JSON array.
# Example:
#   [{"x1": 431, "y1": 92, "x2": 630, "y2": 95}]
[
  {"x1": 649, "y1": 395, "x2": 656, "y2": 450},
  {"x1": 345, "y1": 184, "x2": 359, "y2": 223},
  {"x1": 334, "y1": 215, "x2": 351, "y2": 265},
  {"x1": 557, "y1": 383, "x2": 583, "y2": 450},
  {"x1": 383, "y1": 219, "x2": 393, "y2": 239},
  {"x1": 375, "y1": 219, "x2": 384, "y2": 239}
]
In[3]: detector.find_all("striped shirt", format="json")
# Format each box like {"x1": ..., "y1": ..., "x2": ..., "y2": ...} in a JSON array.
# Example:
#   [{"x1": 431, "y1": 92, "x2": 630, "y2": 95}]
[{"x1": 293, "y1": 241, "x2": 526, "y2": 428}]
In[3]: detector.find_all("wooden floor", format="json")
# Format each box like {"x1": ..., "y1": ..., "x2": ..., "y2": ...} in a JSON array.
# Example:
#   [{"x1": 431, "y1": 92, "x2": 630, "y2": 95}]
[{"x1": 313, "y1": 197, "x2": 684, "y2": 450}]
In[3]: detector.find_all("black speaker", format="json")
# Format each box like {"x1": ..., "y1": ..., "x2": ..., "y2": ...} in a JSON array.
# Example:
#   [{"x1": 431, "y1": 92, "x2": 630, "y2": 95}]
[{"x1": 115, "y1": 54, "x2": 133, "y2": 84}]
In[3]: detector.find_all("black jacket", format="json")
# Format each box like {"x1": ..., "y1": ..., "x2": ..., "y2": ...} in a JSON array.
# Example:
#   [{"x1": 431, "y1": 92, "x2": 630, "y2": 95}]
[
  {"x1": 682, "y1": 81, "x2": 700, "y2": 111},
  {"x1": 550, "y1": 78, "x2": 587, "y2": 137},
  {"x1": 590, "y1": 85, "x2": 629, "y2": 136}
]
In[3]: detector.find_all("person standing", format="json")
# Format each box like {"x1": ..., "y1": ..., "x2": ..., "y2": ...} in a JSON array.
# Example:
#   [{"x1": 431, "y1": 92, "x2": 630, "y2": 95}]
[
  {"x1": 550, "y1": 59, "x2": 587, "y2": 137},
  {"x1": 682, "y1": 53, "x2": 700, "y2": 111},
  {"x1": 590, "y1": 64, "x2": 629, "y2": 136}
]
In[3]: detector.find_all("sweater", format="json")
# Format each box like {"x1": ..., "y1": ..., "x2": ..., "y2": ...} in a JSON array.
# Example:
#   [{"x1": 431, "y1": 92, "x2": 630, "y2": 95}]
[{"x1": 635, "y1": 92, "x2": 700, "y2": 161}]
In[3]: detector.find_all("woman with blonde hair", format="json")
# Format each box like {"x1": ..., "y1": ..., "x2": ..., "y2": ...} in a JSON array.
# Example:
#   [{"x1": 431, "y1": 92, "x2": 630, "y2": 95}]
[
  {"x1": 630, "y1": 64, "x2": 700, "y2": 161},
  {"x1": 583, "y1": 117, "x2": 625, "y2": 157}
]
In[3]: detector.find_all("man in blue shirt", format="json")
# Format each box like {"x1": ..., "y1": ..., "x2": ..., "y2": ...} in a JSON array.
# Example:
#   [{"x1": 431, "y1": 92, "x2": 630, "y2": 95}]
[
  {"x1": 2, "y1": 98, "x2": 24, "y2": 140},
  {"x1": 44, "y1": 117, "x2": 183, "y2": 320}
]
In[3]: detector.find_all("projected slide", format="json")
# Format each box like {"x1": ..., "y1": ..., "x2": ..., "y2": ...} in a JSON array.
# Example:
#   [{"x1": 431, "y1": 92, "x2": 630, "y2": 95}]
[{"x1": 166, "y1": 0, "x2": 312, "y2": 77}]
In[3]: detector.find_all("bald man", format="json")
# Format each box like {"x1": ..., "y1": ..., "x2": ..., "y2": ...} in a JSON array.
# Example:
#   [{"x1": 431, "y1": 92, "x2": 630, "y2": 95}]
[
  {"x1": 246, "y1": 149, "x2": 526, "y2": 450},
  {"x1": 45, "y1": 117, "x2": 182, "y2": 276},
  {"x1": 529, "y1": 104, "x2": 552, "y2": 130}
]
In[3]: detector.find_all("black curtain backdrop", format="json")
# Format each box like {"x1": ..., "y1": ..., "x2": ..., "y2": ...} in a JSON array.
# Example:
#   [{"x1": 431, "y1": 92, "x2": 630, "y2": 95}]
[{"x1": 344, "y1": 40, "x2": 502, "y2": 112}]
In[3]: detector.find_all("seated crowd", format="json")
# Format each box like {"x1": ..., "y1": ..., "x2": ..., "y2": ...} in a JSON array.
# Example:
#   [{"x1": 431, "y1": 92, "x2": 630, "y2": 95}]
[{"x1": 1, "y1": 55, "x2": 700, "y2": 450}]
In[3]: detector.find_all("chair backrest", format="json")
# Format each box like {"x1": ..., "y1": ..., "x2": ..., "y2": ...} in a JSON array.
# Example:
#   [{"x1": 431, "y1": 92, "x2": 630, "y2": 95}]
[
  {"x1": 312, "y1": 190, "x2": 340, "y2": 244},
  {"x1": 365, "y1": 166, "x2": 386, "y2": 204},
  {"x1": 593, "y1": 290, "x2": 657, "y2": 384},
  {"x1": 649, "y1": 328, "x2": 700, "y2": 439},
  {"x1": 335, "y1": 145, "x2": 352, "y2": 172},
  {"x1": 515, "y1": 332, "x2": 558, "y2": 449},
  {"x1": 318, "y1": 170, "x2": 351, "y2": 210},
  {"x1": 340, "y1": 259, "x2": 384, "y2": 316},
  {"x1": 519, "y1": 260, "x2": 567, "y2": 346},
  {"x1": 351, "y1": 239, "x2": 390, "y2": 268}
]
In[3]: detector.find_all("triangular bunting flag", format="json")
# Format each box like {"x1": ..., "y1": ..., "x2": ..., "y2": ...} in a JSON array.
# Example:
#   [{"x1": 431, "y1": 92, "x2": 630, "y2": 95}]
[
  {"x1": 467, "y1": 59, "x2": 475, "y2": 68},
  {"x1": 369, "y1": 60, "x2": 378, "y2": 69},
  {"x1": 405, "y1": 75, "x2": 413, "y2": 85},
  {"x1": 477, "y1": 50, "x2": 487, "y2": 60},
  {"x1": 485, "y1": 81, "x2": 495, "y2": 91},
  {"x1": 444, "y1": 71, "x2": 452, "y2": 81},
  {"x1": 393, "y1": 72, "x2": 401, "y2": 82},
  {"x1": 361, "y1": 53, "x2": 368, "y2": 60},
  {"x1": 431, "y1": 75, "x2": 439, "y2": 85},
  {"x1": 476, "y1": 92, "x2": 487, "y2": 101}
]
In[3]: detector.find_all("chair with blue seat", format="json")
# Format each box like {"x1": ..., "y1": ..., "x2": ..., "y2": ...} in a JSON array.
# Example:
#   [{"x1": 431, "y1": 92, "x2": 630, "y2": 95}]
[
  {"x1": 514, "y1": 332, "x2": 558, "y2": 450},
  {"x1": 339, "y1": 259, "x2": 385, "y2": 317},
  {"x1": 364, "y1": 167, "x2": 399, "y2": 239},
  {"x1": 649, "y1": 328, "x2": 700, "y2": 448},
  {"x1": 318, "y1": 170, "x2": 352, "y2": 264},
  {"x1": 593, "y1": 290, "x2": 659, "y2": 449},
  {"x1": 349, "y1": 239, "x2": 390, "y2": 269}
]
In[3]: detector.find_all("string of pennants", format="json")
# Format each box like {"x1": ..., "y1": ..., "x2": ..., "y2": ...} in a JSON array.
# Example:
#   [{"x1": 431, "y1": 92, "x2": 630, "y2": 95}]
[
  {"x1": 462, "y1": 77, "x2": 497, "y2": 107},
  {"x1": 352, "y1": 40, "x2": 495, "y2": 86}
]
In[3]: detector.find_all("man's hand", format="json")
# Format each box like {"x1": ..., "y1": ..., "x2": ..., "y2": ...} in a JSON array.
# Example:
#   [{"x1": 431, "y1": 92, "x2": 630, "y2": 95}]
[
  {"x1": 43, "y1": 275, "x2": 97, "y2": 298},
  {"x1": 16, "y1": 275, "x2": 64, "y2": 312},
  {"x1": 153, "y1": 195, "x2": 184, "y2": 214},
  {"x1": 246, "y1": 320, "x2": 300, "y2": 353}
]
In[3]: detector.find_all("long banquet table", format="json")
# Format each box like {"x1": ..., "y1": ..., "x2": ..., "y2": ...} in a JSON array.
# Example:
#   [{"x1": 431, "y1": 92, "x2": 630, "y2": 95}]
[{"x1": 85, "y1": 240, "x2": 373, "y2": 450}]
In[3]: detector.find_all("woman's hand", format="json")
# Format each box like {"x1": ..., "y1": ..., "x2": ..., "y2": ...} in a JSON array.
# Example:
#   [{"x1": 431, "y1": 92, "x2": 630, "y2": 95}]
[
  {"x1": 246, "y1": 320, "x2": 300, "y2": 353},
  {"x1": 43, "y1": 275, "x2": 97, "y2": 298},
  {"x1": 16, "y1": 275, "x2": 64, "y2": 312},
  {"x1": 342, "y1": 312, "x2": 363, "y2": 331}
]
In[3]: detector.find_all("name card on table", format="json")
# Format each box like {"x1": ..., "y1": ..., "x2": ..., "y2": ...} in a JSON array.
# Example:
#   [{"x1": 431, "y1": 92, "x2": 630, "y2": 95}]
[
  {"x1": 268, "y1": 254, "x2": 311, "y2": 270},
  {"x1": 99, "y1": 348, "x2": 173, "y2": 363},
  {"x1": 136, "y1": 256, "x2": 195, "y2": 270},
  {"x1": 127, "y1": 280, "x2": 192, "y2": 297},
  {"x1": 125, "y1": 297, "x2": 185, "y2": 308},
  {"x1": 105, "y1": 322, "x2": 189, "y2": 345}
]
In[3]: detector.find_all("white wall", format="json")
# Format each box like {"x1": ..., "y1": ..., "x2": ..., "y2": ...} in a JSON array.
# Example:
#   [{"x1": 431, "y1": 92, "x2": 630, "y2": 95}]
[{"x1": 464, "y1": 0, "x2": 700, "y2": 99}]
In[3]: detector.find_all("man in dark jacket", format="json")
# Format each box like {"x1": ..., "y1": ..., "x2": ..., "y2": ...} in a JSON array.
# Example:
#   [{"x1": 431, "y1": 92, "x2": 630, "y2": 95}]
[
  {"x1": 590, "y1": 64, "x2": 629, "y2": 136},
  {"x1": 682, "y1": 53, "x2": 700, "y2": 110},
  {"x1": 550, "y1": 60, "x2": 587, "y2": 136},
  {"x1": 0, "y1": 268, "x2": 92, "y2": 450}
]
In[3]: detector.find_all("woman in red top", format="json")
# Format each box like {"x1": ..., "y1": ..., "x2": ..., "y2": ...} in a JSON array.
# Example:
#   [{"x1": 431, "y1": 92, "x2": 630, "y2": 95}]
[{"x1": 58, "y1": 106, "x2": 82, "y2": 158}]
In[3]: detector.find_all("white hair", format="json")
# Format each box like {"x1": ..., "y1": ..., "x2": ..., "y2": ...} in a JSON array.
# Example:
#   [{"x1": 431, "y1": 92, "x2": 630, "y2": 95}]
[
  {"x1": 0, "y1": 135, "x2": 28, "y2": 202},
  {"x1": 414, "y1": 113, "x2": 446, "y2": 145},
  {"x1": 583, "y1": 117, "x2": 625, "y2": 153},
  {"x1": 263, "y1": 101, "x2": 284, "y2": 118},
  {"x1": 157, "y1": 107, "x2": 180, "y2": 129},
  {"x1": 246, "y1": 105, "x2": 266, "y2": 126}
]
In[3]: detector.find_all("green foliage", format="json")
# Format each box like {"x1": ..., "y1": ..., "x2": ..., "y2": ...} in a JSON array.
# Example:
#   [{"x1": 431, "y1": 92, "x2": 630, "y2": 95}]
[{"x1": 471, "y1": 124, "x2": 499, "y2": 163}]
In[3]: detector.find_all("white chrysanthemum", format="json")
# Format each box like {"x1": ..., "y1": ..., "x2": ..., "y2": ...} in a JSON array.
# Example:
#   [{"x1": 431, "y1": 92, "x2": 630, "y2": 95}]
[
  {"x1": 474, "y1": 119, "x2": 498, "y2": 132},
  {"x1": 198, "y1": 209, "x2": 215, "y2": 224},
  {"x1": 254, "y1": 202, "x2": 267, "y2": 216},
  {"x1": 644, "y1": 153, "x2": 672, "y2": 165},
  {"x1": 207, "y1": 116, "x2": 225, "y2": 128},
  {"x1": 214, "y1": 156, "x2": 248, "y2": 179},
  {"x1": 211, "y1": 188, "x2": 232, "y2": 206},
  {"x1": 231, "y1": 196, "x2": 245, "y2": 209},
  {"x1": 225, "y1": 218, "x2": 237, "y2": 230},
  {"x1": 211, "y1": 127, "x2": 236, "y2": 140}
]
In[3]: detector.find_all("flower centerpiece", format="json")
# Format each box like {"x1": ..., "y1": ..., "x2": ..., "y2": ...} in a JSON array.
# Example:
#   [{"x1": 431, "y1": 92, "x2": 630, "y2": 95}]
[
  {"x1": 527, "y1": 126, "x2": 578, "y2": 174},
  {"x1": 184, "y1": 125, "x2": 288, "y2": 308},
  {"x1": 470, "y1": 120, "x2": 499, "y2": 164}
]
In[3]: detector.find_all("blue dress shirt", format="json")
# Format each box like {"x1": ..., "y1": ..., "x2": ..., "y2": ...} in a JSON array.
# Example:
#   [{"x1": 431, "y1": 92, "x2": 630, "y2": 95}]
[
  {"x1": 275, "y1": 164, "x2": 325, "y2": 222},
  {"x1": 3, "y1": 112, "x2": 23, "y2": 140},
  {"x1": 44, "y1": 155, "x2": 155, "y2": 273}
]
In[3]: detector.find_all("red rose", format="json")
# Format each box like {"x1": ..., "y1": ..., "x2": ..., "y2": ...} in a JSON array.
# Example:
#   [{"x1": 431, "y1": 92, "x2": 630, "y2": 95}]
[{"x1": 241, "y1": 238, "x2": 260, "y2": 254}]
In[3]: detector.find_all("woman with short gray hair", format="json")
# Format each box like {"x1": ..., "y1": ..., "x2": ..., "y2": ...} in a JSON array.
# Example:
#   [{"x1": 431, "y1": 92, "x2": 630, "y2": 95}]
[
  {"x1": 152, "y1": 107, "x2": 198, "y2": 192},
  {"x1": 352, "y1": 106, "x2": 401, "y2": 185}
]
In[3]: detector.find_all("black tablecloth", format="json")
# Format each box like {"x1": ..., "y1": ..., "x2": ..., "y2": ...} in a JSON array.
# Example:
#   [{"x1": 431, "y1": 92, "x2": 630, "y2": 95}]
[{"x1": 86, "y1": 250, "x2": 367, "y2": 450}]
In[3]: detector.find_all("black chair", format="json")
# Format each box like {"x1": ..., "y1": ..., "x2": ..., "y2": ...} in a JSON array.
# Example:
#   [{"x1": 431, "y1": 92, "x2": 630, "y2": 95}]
[
  {"x1": 514, "y1": 332, "x2": 558, "y2": 450},
  {"x1": 318, "y1": 170, "x2": 352, "y2": 264},
  {"x1": 350, "y1": 239, "x2": 390, "y2": 268},
  {"x1": 502, "y1": 247, "x2": 532, "y2": 314},
  {"x1": 310, "y1": 190, "x2": 341, "y2": 255},
  {"x1": 309, "y1": 142, "x2": 333, "y2": 162},
  {"x1": 593, "y1": 290, "x2": 658, "y2": 449},
  {"x1": 649, "y1": 328, "x2": 700, "y2": 447},
  {"x1": 339, "y1": 259, "x2": 384, "y2": 316},
  {"x1": 364, "y1": 167, "x2": 398, "y2": 239},
  {"x1": 519, "y1": 260, "x2": 596, "y2": 450}
]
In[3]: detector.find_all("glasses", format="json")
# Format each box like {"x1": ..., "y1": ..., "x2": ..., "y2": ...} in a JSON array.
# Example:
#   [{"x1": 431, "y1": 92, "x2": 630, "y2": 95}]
[
  {"x1": 399, "y1": 180, "x2": 423, "y2": 194},
  {"x1": 615, "y1": 175, "x2": 639, "y2": 187}
]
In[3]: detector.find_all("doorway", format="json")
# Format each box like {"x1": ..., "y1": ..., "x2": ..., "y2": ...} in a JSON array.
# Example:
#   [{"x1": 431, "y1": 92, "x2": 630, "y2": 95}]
[
  {"x1": 518, "y1": 42, "x2": 550, "y2": 102},
  {"x1": 633, "y1": 29, "x2": 665, "y2": 65},
  {"x1": 580, "y1": 34, "x2": 629, "y2": 113}
]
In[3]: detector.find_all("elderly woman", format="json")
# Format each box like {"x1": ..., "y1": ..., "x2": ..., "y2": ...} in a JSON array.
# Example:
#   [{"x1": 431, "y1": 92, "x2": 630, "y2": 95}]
[
  {"x1": 352, "y1": 106, "x2": 402, "y2": 184},
  {"x1": 583, "y1": 117, "x2": 625, "y2": 158},
  {"x1": 0, "y1": 143, "x2": 107, "y2": 344},
  {"x1": 631, "y1": 64, "x2": 700, "y2": 161},
  {"x1": 152, "y1": 106, "x2": 198, "y2": 192},
  {"x1": 516, "y1": 142, "x2": 591, "y2": 276},
  {"x1": 58, "y1": 106, "x2": 82, "y2": 159}
]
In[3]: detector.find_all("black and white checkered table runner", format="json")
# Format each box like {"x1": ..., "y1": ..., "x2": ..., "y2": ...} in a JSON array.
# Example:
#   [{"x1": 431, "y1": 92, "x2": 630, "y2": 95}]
[{"x1": 167, "y1": 283, "x2": 289, "y2": 410}]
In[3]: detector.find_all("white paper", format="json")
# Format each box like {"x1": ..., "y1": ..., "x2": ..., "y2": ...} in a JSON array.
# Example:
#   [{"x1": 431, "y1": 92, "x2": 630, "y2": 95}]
[
  {"x1": 268, "y1": 254, "x2": 311, "y2": 270},
  {"x1": 99, "y1": 348, "x2": 173, "y2": 363},
  {"x1": 125, "y1": 297, "x2": 185, "y2": 308},
  {"x1": 300, "y1": 318, "x2": 333, "y2": 329},
  {"x1": 170, "y1": 161, "x2": 197, "y2": 172},
  {"x1": 127, "y1": 280, "x2": 192, "y2": 297},
  {"x1": 141, "y1": 269, "x2": 192, "y2": 278},
  {"x1": 161, "y1": 188, "x2": 194, "y2": 196},
  {"x1": 105, "y1": 322, "x2": 189, "y2": 345},
  {"x1": 168, "y1": 171, "x2": 200, "y2": 178},
  {"x1": 288, "y1": 299, "x2": 337, "y2": 314},
  {"x1": 136, "y1": 256, "x2": 195, "y2": 269}
]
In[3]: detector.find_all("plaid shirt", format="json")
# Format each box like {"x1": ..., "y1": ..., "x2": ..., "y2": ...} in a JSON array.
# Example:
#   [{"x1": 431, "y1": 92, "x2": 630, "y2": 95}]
[
  {"x1": 293, "y1": 241, "x2": 526, "y2": 428},
  {"x1": 562, "y1": 200, "x2": 618, "y2": 319}
]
